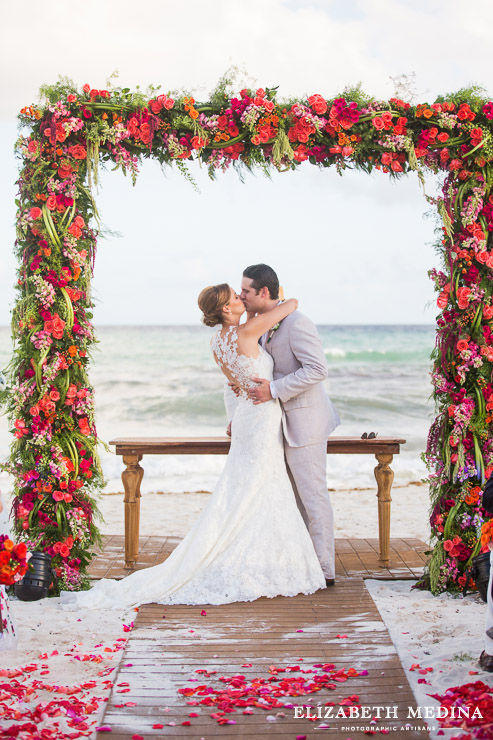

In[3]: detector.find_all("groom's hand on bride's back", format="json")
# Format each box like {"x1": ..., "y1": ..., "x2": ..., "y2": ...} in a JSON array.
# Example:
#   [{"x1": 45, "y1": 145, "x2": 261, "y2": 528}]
[{"x1": 248, "y1": 377, "x2": 273, "y2": 404}]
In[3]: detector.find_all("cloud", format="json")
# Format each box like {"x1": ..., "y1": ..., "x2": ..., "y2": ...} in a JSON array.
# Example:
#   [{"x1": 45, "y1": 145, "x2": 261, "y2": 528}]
[
  {"x1": 1, "y1": 0, "x2": 489, "y2": 324},
  {"x1": 3, "y1": 0, "x2": 492, "y2": 122}
]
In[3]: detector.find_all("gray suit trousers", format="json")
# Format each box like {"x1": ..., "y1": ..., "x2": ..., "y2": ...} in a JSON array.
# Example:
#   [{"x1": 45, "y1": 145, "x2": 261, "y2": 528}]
[{"x1": 284, "y1": 440, "x2": 335, "y2": 579}]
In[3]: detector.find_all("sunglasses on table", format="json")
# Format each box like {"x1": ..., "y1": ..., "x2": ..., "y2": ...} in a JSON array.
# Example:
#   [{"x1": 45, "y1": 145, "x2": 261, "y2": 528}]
[{"x1": 361, "y1": 432, "x2": 378, "y2": 440}]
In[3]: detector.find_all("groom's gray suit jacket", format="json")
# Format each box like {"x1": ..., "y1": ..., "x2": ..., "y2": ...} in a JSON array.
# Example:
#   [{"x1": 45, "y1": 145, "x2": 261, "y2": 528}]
[{"x1": 265, "y1": 311, "x2": 340, "y2": 447}]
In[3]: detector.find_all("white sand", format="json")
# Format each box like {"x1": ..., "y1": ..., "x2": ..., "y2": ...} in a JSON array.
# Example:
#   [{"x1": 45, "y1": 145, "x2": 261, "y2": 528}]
[
  {"x1": 91, "y1": 482, "x2": 432, "y2": 543},
  {"x1": 366, "y1": 580, "x2": 491, "y2": 738}
]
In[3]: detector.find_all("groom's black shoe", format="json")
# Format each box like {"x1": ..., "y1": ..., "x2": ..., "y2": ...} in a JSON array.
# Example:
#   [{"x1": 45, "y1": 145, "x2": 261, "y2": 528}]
[{"x1": 325, "y1": 578, "x2": 335, "y2": 587}]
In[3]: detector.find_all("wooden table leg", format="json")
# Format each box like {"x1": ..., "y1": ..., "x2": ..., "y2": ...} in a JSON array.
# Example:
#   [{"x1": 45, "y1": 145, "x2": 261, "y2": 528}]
[
  {"x1": 122, "y1": 454, "x2": 144, "y2": 569},
  {"x1": 374, "y1": 453, "x2": 394, "y2": 564}
]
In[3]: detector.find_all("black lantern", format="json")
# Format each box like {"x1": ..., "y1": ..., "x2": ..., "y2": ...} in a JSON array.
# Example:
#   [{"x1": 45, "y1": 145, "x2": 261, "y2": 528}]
[
  {"x1": 14, "y1": 552, "x2": 54, "y2": 601},
  {"x1": 472, "y1": 551, "x2": 491, "y2": 603}
]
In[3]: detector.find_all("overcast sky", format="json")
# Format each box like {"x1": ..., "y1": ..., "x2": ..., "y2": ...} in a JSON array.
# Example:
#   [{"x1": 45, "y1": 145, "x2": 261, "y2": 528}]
[{"x1": 1, "y1": 0, "x2": 492, "y2": 325}]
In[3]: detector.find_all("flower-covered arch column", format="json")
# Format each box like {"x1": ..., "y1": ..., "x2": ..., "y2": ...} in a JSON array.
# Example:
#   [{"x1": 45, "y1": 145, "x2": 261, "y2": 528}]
[{"x1": 3, "y1": 79, "x2": 493, "y2": 593}]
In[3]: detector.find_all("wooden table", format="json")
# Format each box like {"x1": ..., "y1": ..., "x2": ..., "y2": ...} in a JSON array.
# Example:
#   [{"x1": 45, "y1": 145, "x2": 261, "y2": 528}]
[{"x1": 109, "y1": 436, "x2": 406, "y2": 569}]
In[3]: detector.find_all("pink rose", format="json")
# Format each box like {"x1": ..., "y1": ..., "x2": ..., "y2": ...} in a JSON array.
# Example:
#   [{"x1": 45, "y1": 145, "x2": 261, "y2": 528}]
[
  {"x1": 307, "y1": 94, "x2": 327, "y2": 115},
  {"x1": 437, "y1": 292, "x2": 449, "y2": 309},
  {"x1": 483, "y1": 305, "x2": 493, "y2": 320},
  {"x1": 51, "y1": 313, "x2": 66, "y2": 339},
  {"x1": 372, "y1": 117, "x2": 384, "y2": 130},
  {"x1": 456, "y1": 287, "x2": 471, "y2": 310}
]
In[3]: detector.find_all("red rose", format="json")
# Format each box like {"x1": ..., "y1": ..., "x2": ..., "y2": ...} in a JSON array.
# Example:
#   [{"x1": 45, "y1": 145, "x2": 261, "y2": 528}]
[
  {"x1": 46, "y1": 195, "x2": 57, "y2": 211},
  {"x1": 73, "y1": 215, "x2": 85, "y2": 228},
  {"x1": 56, "y1": 123, "x2": 67, "y2": 142},
  {"x1": 14, "y1": 543, "x2": 27, "y2": 559},
  {"x1": 30, "y1": 207, "x2": 42, "y2": 220},
  {"x1": 70, "y1": 145, "x2": 87, "y2": 160},
  {"x1": 149, "y1": 100, "x2": 163, "y2": 114},
  {"x1": 82, "y1": 84, "x2": 91, "y2": 94},
  {"x1": 58, "y1": 164, "x2": 73, "y2": 179},
  {"x1": 449, "y1": 159, "x2": 463, "y2": 171}
]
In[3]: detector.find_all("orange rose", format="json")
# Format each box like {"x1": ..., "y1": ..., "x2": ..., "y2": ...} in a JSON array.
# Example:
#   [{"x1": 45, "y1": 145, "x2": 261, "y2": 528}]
[{"x1": 78, "y1": 417, "x2": 91, "y2": 436}]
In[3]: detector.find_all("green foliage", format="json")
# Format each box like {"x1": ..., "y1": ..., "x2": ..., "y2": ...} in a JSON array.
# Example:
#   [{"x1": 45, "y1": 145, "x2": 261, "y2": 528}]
[
  {"x1": 340, "y1": 82, "x2": 375, "y2": 107},
  {"x1": 435, "y1": 84, "x2": 491, "y2": 111},
  {"x1": 38, "y1": 76, "x2": 79, "y2": 105}
]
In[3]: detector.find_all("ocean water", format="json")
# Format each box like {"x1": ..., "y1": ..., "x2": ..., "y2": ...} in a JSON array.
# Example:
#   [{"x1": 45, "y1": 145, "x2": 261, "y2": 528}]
[{"x1": 0, "y1": 324, "x2": 436, "y2": 494}]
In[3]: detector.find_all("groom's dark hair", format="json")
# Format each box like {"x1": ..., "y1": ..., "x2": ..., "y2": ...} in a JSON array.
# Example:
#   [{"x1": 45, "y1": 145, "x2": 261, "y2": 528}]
[{"x1": 243, "y1": 264, "x2": 279, "y2": 300}]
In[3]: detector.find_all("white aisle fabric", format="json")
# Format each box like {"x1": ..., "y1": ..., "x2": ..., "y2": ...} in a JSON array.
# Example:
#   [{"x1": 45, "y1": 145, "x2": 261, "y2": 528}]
[{"x1": 62, "y1": 328, "x2": 325, "y2": 609}]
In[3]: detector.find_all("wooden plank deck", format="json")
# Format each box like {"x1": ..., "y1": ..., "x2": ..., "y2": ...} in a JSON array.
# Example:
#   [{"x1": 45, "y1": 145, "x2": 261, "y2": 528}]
[
  {"x1": 88, "y1": 536, "x2": 429, "y2": 581},
  {"x1": 97, "y1": 578, "x2": 429, "y2": 739},
  {"x1": 92, "y1": 537, "x2": 430, "y2": 738}
]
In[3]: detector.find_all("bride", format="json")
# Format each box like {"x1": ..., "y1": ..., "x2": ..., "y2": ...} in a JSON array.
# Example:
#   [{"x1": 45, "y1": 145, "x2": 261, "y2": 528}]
[{"x1": 62, "y1": 285, "x2": 325, "y2": 608}]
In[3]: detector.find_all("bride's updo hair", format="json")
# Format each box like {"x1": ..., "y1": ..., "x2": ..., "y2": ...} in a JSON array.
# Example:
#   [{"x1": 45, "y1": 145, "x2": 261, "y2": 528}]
[{"x1": 198, "y1": 284, "x2": 231, "y2": 327}]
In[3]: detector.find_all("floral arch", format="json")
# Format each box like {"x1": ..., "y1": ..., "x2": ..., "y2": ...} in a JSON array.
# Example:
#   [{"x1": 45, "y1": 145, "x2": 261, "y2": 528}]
[{"x1": 2, "y1": 78, "x2": 493, "y2": 593}]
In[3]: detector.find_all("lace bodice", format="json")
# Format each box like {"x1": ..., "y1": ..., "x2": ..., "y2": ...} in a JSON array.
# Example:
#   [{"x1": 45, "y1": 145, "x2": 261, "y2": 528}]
[{"x1": 211, "y1": 326, "x2": 273, "y2": 394}]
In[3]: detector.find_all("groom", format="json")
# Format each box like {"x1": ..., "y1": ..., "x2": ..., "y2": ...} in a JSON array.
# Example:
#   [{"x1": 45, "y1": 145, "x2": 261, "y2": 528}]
[{"x1": 240, "y1": 263, "x2": 340, "y2": 585}]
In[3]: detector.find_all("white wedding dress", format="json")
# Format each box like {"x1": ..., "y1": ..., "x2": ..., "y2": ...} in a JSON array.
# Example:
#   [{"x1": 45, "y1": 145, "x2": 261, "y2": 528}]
[{"x1": 62, "y1": 327, "x2": 325, "y2": 609}]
